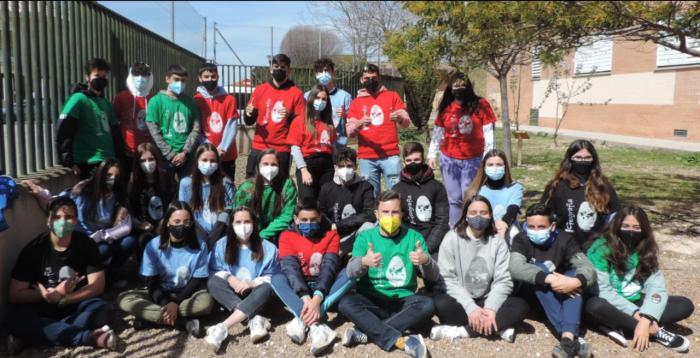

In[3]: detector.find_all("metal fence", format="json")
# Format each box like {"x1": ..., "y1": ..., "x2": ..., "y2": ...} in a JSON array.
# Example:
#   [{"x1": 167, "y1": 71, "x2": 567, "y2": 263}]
[{"x1": 0, "y1": 1, "x2": 205, "y2": 177}]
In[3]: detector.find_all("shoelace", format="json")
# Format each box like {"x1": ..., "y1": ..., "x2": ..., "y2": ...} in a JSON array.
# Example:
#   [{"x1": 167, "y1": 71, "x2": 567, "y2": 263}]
[
  {"x1": 656, "y1": 329, "x2": 674, "y2": 342},
  {"x1": 354, "y1": 331, "x2": 368, "y2": 343}
]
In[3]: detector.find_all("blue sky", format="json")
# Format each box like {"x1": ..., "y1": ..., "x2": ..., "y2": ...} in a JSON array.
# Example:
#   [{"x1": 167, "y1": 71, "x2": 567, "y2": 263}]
[{"x1": 99, "y1": 1, "x2": 327, "y2": 66}]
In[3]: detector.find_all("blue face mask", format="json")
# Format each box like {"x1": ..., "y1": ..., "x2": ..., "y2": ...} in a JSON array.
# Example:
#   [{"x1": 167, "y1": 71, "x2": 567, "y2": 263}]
[
  {"x1": 299, "y1": 222, "x2": 321, "y2": 237},
  {"x1": 169, "y1": 81, "x2": 184, "y2": 95},
  {"x1": 316, "y1": 72, "x2": 332, "y2": 86},
  {"x1": 526, "y1": 227, "x2": 552, "y2": 245},
  {"x1": 313, "y1": 99, "x2": 327, "y2": 112},
  {"x1": 485, "y1": 166, "x2": 505, "y2": 181}
]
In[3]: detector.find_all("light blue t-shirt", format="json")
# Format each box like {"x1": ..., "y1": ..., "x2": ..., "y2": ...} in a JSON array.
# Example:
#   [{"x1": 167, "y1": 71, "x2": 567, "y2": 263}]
[
  {"x1": 478, "y1": 182, "x2": 524, "y2": 221},
  {"x1": 178, "y1": 176, "x2": 235, "y2": 233},
  {"x1": 209, "y1": 237, "x2": 280, "y2": 280},
  {"x1": 304, "y1": 86, "x2": 352, "y2": 147},
  {"x1": 140, "y1": 236, "x2": 209, "y2": 291},
  {"x1": 66, "y1": 191, "x2": 117, "y2": 235}
]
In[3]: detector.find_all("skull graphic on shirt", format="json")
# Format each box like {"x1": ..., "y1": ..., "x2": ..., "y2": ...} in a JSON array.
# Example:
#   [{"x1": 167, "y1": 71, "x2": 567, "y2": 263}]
[
  {"x1": 271, "y1": 101, "x2": 286, "y2": 123},
  {"x1": 386, "y1": 255, "x2": 407, "y2": 288},
  {"x1": 319, "y1": 130, "x2": 330, "y2": 146},
  {"x1": 415, "y1": 196, "x2": 433, "y2": 222},
  {"x1": 576, "y1": 201, "x2": 597, "y2": 232},
  {"x1": 209, "y1": 111, "x2": 224, "y2": 133},
  {"x1": 147, "y1": 196, "x2": 164, "y2": 221},
  {"x1": 370, "y1": 104, "x2": 384, "y2": 126},
  {"x1": 467, "y1": 256, "x2": 491, "y2": 296},
  {"x1": 136, "y1": 109, "x2": 148, "y2": 131},
  {"x1": 309, "y1": 252, "x2": 323, "y2": 277},
  {"x1": 341, "y1": 204, "x2": 356, "y2": 220},
  {"x1": 172, "y1": 111, "x2": 188, "y2": 134},
  {"x1": 174, "y1": 266, "x2": 191, "y2": 288}
]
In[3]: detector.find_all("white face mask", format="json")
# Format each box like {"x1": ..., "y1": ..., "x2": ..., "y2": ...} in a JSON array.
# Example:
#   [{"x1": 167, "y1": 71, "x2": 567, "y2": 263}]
[
  {"x1": 336, "y1": 167, "x2": 355, "y2": 182},
  {"x1": 198, "y1": 161, "x2": 218, "y2": 177},
  {"x1": 233, "y1": 223, "x2": 253, "y2": 240},
  {"x1": 259, "y1": 165, "x2": 279, "y2": 182},
  {"x1": 140, "y1": 159, "x2": 157, "y2": 174}
]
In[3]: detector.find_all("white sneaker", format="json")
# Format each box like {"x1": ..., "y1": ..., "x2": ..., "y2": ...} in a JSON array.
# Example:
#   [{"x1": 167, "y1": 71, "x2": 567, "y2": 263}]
[
  {"x1": 341, "y1": 326, "x2": 368, "y2": 347},
  {"x1": 249, "y1": 315, "x2": 271, "y2": 343},
  {"x1": 404, "y1": 334, "x2": 428, "y2": 358},
  {"x1": 286, "y1": 317, "x2": 307, "y2": 344},
  {"x1": 309, "y1": 324, "x2": 337, "y2": 356},
  {"x1": 185, "y1": 319, "x2": 201, "y2": 338},
  {"x1": 499, "y1": 328, "x2": 515, "y2": 343},
  {"x1": 599, "y1": 325, "x2": 627, "y2": 347},
  {"x1": 577, "y1": 337, "x2": 593, "y2": 358},
  {"x1": 204, "y1": 323, "x2": 228, "y2": 352},
  {"x1": 429, "y1": 325, "x2": 469, "y2": 341}
]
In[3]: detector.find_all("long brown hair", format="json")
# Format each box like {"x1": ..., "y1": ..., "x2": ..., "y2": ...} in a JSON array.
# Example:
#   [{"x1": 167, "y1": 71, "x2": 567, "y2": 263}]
[
  {"x1": 454, "y1": 195, "x2": 497, "y2": 239},
  {"x1": 602, "y1": 206, "x2": 659, "y2": 281},
  {"x1": 248, "y1": 149, "x2": 287, "y2": 217},
  {"x1": 545, "y1": 139, "x2": 613, "y2": 212},
  {"x1": 128, "y1": 142, "x2": 170, "y2": 213},
  {"x1": 73, "y1": 158, "x2": 124, "y2": 221},
  {"x1": 465, "y1": 149, "x2": 514, "y2": 199},
  {"x1": 159, "y1": 201, "x2": 200, "y2": 250},
  {"x1": 225, "y1": 206, "x2": 264, "y2": 264},
  {"x1": 190, "y1": 143, "x2": 228, "y2": 213},
  {"x1": 304, "y1": 84, "x2": 335, "y2": 137},
  {"x1": 438, "y1": 72, "x2": 481, "y2": 115}
]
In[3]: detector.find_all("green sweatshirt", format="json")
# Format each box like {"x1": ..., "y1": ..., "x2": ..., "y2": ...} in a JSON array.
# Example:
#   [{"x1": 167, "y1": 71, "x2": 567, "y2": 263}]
[
  {"x1": 587, "y1": 237, "x2": 668, "y2": 321},
  {"x1": 233, "y1": 178, "x2": 297, "y2": 242}
]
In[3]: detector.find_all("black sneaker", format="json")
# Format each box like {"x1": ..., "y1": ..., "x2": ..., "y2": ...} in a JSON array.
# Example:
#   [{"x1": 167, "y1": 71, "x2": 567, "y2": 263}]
[
  {"x1": 552, "y1": 337, "x2": 577, "y2": 358},
  {"x1": 133, "y1": 318, "x2": 150, "y2": 331},
  {"x1": 577, "y1": 337, "x2": 593, "y2": 358},
  {"x1": 653, "y1": 327, "x2": 690, "y2": 352}
]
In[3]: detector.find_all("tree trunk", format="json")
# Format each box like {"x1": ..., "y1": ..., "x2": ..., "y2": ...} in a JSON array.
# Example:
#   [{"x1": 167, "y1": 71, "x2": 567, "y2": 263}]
[{"x1": 498, "y1": 76, "x2": 513, "y2": 163}]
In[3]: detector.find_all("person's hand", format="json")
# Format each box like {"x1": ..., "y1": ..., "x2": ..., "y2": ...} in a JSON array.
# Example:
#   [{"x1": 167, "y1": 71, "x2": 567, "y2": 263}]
[
  {"x1": 161, "y1": 302, "x2": 179, "y2": 326},
  {"x1": 650, "y1": 320, "x2": 659, "y2": 336},
  {"x1": 72, "y1": 165, "x2": 81, "y2": 177},
  {"x1": 361, "y1": 243, "x2": 382, "y2": 268},
  {"x1": 278, "y1": 107, "x2": 289, "y2": 119},
  {"x1": 632, "y1": 317, "x2": 652, "y2": 352},
  {"x1": 549, "y1": 272, "x2": 582, "y2": 296},
  {"x1": 245, "y1": 103, "x2": 255, "y2": 117},
  {"x1": 301, "y1": 295, "x2": 322, "y2": 326},
  {"x1": 481, "y1": 309, "x2": 498, "y2": 336},
  {"x1": 468, "y1": 308, "x2": 485, "y2": 335},
  {"x1": 428, "y1": 158, "x2": 437, "y2": 170},
  {"x1": 57, "y1": 274, "x2": 86, "y2": 295},
  {"x1": 115, "y1": 207, "x2": 129, "y2": 225},
  {"x1": 495, "y1": 220, "x2": 508, "y2": 238},
  {"x1": 336, "y1": 105, "x2": 346, "y2": 119},
  {"x1": 331, "y1": 223, "x2": 337, "y2": 231},
  {"x1": 360, "y1": 116, "x2": 371, "y2": 128},
  {"x1": 172, "y1": 153, "x2": 186, "y2": 167},
  {"x1": 409, "y1": 241, "x2": 429, "y2": 266},
  {"x1": 390, "y1": 111, "x2": 400, "y2": 122},
  {"x1": 141, "y1": 221, "x2": 153, "y2": 231},
  {"x1": 229, "y1": 276, "x2": 250, "y2": 295},
  {"x1": 37, "y1": 283, "x2": 62, "y2": 304},
  {"x1": 217, "y1": 148, "x2": 226, "y2": 157},
  {"x1": 301, "y1": 167, "x2": 313, "y2": 186}
]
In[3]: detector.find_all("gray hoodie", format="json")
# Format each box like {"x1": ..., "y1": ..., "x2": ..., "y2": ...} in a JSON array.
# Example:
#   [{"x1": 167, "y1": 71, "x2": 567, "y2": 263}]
[{"x1": 438, "y1": 229, "x2": 513, "y2": 314}]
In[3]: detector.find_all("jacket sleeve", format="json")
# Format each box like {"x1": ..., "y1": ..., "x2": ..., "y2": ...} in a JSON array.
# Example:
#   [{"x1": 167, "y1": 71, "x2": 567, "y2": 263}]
[
  {"x1": 336, "y1": 183, "x2": 376, "y2": 235},
  {"x1": 425, "y1": 185, "x2": 450, "y2": 253},
  {"x1": 173, "y1": 277, "x2": 206, "y2": 304},
  {"x1": 427, "y1": 127, "x2": 444, "y2": 159},
  {"x1": 483, "y1": 238, "x2": 513, "y2": 312},
  {"x1": 146, "y1": 121, "x2": 175, "y2": 161},
  {"x1": 260, "y1": 180, "x2": 297, "y2": 240},
  {"x1": 438, "y1": 235, "x2": 479, "y2": 314},
  {"x1": 314, "y1": 253, "x2": 340, "y2": 296},
  {"x1": 346, "y1": 256, "x2": 367, "y2": 279},
  {"x1": 509, "y1": 234, "x2": 549, "y2": 286},
  {"x1": 144, "y1": 275, "x2": 168, "y2": 306},
  {"x1": 593, "y1": 267, "x2": 641, "y2": 317},
  {"x1": 280, "y1": 255, "x2": 311, "y2": 297},
  {"x1": 182, "y1": 114, "x2": 202, "y2": 154},
  {"x1": 567, "y1": 240, "x2": 596, "y2": 289},
  {"x1": 56, "y1": 114, "x2": 80, "y2": 167},
  {"x1": 638, "y1": 270, "x2": 669, "y2": 321}
]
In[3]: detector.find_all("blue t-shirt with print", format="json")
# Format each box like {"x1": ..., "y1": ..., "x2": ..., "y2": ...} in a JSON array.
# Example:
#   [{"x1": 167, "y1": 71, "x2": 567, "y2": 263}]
[
  {"x1": 178, "y1": 176, "x2": 235, "y2": 233},
  {"x1": 304, "y1": 86, "x2": 352, "y2": 147},
  {"x1": 209, "y1": 237, "x2": 280, "y2": 280},
  {"x1": 67, "y1": 191, "x2": 117, "y2": 235},
  {"x1": 140, "y1": 236, "x2": 209, "y2": 291},
  {"x1": 478, "y1": 182, "x2": 524, "y2": 221}
]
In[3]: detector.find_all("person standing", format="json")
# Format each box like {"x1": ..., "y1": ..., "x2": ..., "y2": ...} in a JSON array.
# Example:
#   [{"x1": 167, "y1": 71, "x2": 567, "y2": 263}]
[{"x1": 304, "y1": 57, "x2": 352, "y2": 150}]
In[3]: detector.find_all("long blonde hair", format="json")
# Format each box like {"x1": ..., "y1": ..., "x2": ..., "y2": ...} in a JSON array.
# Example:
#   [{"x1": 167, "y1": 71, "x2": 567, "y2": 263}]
[{"x1": 464, "y1": 149, "x2": 514, "y2": 200}]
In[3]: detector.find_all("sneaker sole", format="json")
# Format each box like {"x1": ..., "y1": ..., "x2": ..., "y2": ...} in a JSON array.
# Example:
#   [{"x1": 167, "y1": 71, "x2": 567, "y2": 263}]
[
  {"x1": 251, "y1": 331, "x2": 268, "y2": 343},
  {"x1": 311, "y1": 335, "x2": 336, "y2": 356},
  {"x1": 341, "y1": 329, "x2": 354, "y2": 346},
  {"x1": 664, "y1": 338, "x2": 690, "y2": 353},
  {"x1": 413, "y1": 335, "x2": 427, "y2": 358},
  {"x1": 205, "y1": 338, "x2": 221, "y2": 352}
]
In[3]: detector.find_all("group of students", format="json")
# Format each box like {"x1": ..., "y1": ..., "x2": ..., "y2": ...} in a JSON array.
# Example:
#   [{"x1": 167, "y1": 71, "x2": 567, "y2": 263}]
[{"x1": 4, "y1": 53, "x2": 694, "y2": 358}]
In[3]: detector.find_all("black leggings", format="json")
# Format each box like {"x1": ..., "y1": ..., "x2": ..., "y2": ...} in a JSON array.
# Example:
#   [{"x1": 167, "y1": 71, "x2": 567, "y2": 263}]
[
  {"x1": 585, "y1": 295, "x2": 694, "y2": 336},
  {"x1": 433, "y1": 293, "x2": 529, "y2": 331},
  {"x1": 295, "y1": 153, "x2": 334, "y2": 203}
]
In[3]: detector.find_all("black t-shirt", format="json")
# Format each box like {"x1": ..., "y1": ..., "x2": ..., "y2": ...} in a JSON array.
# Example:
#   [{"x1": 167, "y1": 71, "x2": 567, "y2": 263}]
[
  {"x1": 12, "y1": 231, "x2": 104, "y2": 289},
  {"x1": 510, "y1": 230, "x2": 581, "y2": 274},
  {"x1": 130, "y1": 180, "x2": 173, "y2": 225}
]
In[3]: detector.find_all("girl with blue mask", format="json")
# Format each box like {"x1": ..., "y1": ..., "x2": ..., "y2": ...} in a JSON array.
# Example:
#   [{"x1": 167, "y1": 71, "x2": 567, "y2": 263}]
[{"x1": 465, "y1": 149, "x2": 523, "y2": 244}]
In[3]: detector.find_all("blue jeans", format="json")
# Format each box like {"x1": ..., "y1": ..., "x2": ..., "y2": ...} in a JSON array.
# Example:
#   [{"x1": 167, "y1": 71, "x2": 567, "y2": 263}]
[
  {"x1": 533, "y1": 263, "x2": 583, "y2": 337},
  {"x1": 359, "y1": 155, "x2": 401, "y2": 198},
  {"x1": 7, "y1": 298, "x2": 112, "y2": 347},
  {"x1": 271, "y1": 270, "x2": 354, "y2": 320},
  {"x1": 98, "y1": 235, "x2": 137, "y2": 268},
  {"x1": 439, "y1": 154, "x2": 482, "y2": 227}
]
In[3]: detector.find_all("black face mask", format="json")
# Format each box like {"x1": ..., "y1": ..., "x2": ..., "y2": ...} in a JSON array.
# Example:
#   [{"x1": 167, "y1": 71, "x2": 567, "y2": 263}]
[
  {"x1": 202, "y1": 80, "x2": 217, "y2": 91},
  {"x1": 452, "y1": 88, "x2": 467, "y2": 100},
  {"x1": 363, "y1": 78, "x2": 380, "y2": 93},
  {"x1": 90, "y1": 77, "x2": 108, "y2": 92},
  {"x1": 272, "y1": 69, "x2": 287, "y2": 83},
  {"x1": 571, "y1": 160, "x2": 593, "y2": 175},
  {"x1": 169, "y1": 224, "x2": 192, "y2": 241},
  {"x1": 619, "y1": 229, "x2": 642, "y2": 249},
  {"x1": 405, "y1": 162, "x2": 423, "y2": 176}
]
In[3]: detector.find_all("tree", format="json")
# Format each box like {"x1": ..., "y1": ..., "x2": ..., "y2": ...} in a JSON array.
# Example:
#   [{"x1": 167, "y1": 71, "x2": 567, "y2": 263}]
[
  {"x1": 403, "y1": 2, "x2": 596, "y2": 162},
  {"x1": 279, "y1": 25, "x2": 343, "y2": 67}
]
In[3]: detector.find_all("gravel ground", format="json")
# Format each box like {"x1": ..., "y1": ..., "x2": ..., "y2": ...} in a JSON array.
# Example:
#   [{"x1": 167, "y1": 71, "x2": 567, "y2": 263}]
[{"x1": 4, "y1": 154, "x2": 699, "y2": 358}]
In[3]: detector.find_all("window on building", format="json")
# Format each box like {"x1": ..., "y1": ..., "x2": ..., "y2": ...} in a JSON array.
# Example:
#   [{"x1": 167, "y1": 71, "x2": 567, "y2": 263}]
[
  {"x1": 657, "y1": 37, "x2": 700, "y2": 67},
  {"x1": 531, "y1": 51, "x2": 541, "y2": 80},
  {"x1": 574, "y1": 37, "x2": 613, "y2": 74}
]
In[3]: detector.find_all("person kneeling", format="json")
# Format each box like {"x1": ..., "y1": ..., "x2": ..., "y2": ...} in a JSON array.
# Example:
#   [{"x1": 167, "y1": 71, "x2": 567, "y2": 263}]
[
  {"x1": 510, "y1": 203, "x2": 596, "y2": 358},
  {"x1": 338, "y1": 190, "x2": 438, "y2": 358},
  {"x1": 271, "y1": 199, "x2": 354, "y2": 356},
  {"x1": 118, "y1": 201, "x2": 213, "y2": 337},
  {"x1": 204, "y1": 206, "x2": 280, "y2": 351},
  {"x1": 431, "y1": 195, "x2": 528, "y2": 343}
]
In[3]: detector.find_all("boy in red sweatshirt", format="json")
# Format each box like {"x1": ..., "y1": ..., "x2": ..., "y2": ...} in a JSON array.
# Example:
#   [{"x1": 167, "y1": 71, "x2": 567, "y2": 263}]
[
  {"x1": 346, "y1": 64, "x2": 411, "y2": 198},
  {"x1": 243, "y1": 54, "x2": 305, "y2": 180}
]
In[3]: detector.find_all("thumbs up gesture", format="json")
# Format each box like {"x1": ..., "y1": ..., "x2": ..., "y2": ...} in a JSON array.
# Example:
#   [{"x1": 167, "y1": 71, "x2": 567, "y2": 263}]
[
  {"x1": 410, "y1": 240, "x2": 429, "y2": 266},
  {"x1": 361, "y1": 242, "x2": 382, "y2": 268}
]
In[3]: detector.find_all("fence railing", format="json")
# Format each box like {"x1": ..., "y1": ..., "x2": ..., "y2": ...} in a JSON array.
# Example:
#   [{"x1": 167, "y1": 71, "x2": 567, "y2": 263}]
[{"x1": 0, "y1": 1, "x2": 205, "y2": 178}]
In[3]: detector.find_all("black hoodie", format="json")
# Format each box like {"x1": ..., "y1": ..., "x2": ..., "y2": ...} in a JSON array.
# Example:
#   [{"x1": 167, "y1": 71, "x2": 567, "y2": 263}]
[
  {"x1": 392, "y1": 164, "x2": 450, "y2": 254},
  {"x1": 318, "y1": 176, "x2": 376, "y2": 237}
]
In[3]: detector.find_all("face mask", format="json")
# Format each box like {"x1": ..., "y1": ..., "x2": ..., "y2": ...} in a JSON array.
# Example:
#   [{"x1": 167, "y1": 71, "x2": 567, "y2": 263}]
[
  {"x1": 336, "y1": 167, "x2": 354, "y2": 182},
  {"x1": 198, "y1": 161, "x2": 218, "y2": 176},
  {"x1": 90, "y1": 77, "x2": 108, "y2": 92},
  {"x1": 405, "y1": 162, "x2": 423, "y2": 176},
  {"x1": 140, "y1": 160, "x2": 157, "y2": 174},
  {"x1": 467, "y1": 215, "x2": 490, "y2": 231},
  {"x1": 527, "y1": 227, "x2": 552, "y2": 245},
  {"x1": 51, "y1": 219, "x2": 75, "y2": 238},
  {"x1": 571, "y1": 160, "x2": 593, "y2": 175},
  {"x1": 619, "y1": 229, "x2": 642, "y2": 249},
  {"x1": 452, "y1": 88, "x2": 467, "y2": 100},
  {"x1": 259, "y1": 165, "x2": 279, "y2": 181},
  {"x1": 298, "y1": 222, "x2": 321, "y2": 237},
  {"x1": 313, "y1": 99, "x2": 327, "y2": 112},
  {"x1": 105, "y1": 176, "x2": 116, "y2": 189},
  {"x1": 363, "y1": 78, "x2": 380, "y2": 93},
  {"x1": 272, "y1": 69, "x2": 287, "y2": 83},
  {"x1": 132, "y1": 76, "x2": 151, "y2": 94},
  {"x1": 202, "y1": 80, "x2": 217, "y2": 91},
  {"x1": 316, "y1": 72, "x2": 332, "y2": 86},
  {"x1": 169, "y1": 81, "x2": 185, "y2": 95},
  {"x1": 169, "y1": 224, "x2": 191, "y2": 240},
  {"x1": 379, "y1": 215, "x2": 401, "y2": 235},
  {"x1": 485, "y1": 166, "x2": 506, "y2": 181},
  {"x1": 234, "y1": 223, "x2": 253, "y2": 240}
]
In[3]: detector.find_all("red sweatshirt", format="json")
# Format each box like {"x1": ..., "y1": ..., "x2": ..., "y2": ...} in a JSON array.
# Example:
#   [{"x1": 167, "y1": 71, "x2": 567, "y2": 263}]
[
  {"x1": 278, "y1": 229, "x2": 340, "y2": 278},
  {"x1": 113, "y1": 90, "x2": 154, "y2": 154},
  {"x1": 247, "y1": 81, "x2": 305, "y2": 153},
  {"x1": 194, "y1": 88, "x2": 239, "y2": 162},
  {"x1": 435, "y1": 98, "x2": 496, "y2": 159}
]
